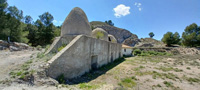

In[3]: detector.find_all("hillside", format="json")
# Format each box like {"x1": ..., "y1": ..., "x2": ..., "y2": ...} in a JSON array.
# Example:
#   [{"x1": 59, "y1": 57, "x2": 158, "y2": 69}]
[
  {"x1": 90, "y1": 21, "x2": 140, "y2": 46},
  {"x1": 135, "y1": 38, "x2": 165, "y2": 47}
]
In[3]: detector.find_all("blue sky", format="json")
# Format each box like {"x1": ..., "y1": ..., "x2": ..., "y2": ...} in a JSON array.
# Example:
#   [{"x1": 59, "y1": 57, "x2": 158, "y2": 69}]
[{"x1": 7, "y1": 0, "x2": 200, "y2": 40}]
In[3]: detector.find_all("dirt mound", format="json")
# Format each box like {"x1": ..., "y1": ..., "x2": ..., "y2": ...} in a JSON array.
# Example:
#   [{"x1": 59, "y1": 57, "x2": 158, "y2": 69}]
[
  {"x1": 174, "y1": 47, "x2": 200, "y2": 55},
  {"x1": 134, "y1": 47, "x2": 200, "y2": 55},
  {"x1": 135, "y1": 38, "x2": 165, "y2": 48}
]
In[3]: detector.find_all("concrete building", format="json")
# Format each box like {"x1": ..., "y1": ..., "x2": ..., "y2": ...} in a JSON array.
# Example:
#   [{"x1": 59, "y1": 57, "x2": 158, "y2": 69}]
[
  {"x1": 122, "y1": 44, "x2": 133, "y2": 56},
  {"x1": 45, "y1": 7, "x2": 122, "y2": 79}
]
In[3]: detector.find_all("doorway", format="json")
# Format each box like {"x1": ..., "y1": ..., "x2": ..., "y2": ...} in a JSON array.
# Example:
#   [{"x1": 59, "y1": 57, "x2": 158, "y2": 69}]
[
  {"x1": 91, "y1": 55, "x2": 98, "y2": 70},
  {"x1": 111, "y1": 53, "x2": 113, "y2": 62}
]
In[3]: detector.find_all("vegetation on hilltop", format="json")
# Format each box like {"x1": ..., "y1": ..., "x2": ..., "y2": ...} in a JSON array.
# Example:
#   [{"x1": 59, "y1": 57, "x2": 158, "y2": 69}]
[
  {"x1": 149, "y1": 32, "x2": 155, "y2": 38},
  {"x1": 105, "y1": 20, "x2": 114, "y2": 26}
]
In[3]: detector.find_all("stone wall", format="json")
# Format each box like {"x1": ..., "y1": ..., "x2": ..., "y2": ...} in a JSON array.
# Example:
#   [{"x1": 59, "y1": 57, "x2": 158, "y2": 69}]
[{"x1": 46, "y1": 35, "x2": 122, "y2": 79}]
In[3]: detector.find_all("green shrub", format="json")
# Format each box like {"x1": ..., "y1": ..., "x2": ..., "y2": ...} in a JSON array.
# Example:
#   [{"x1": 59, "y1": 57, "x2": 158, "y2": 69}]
[
  {"x1": 79, "y1": 83, "x2": 92, "y2": 89},
  {"x1": 157, "y1": 84, "x2": 162, "y2": 87},
  {"x1": 187, "y1": 77, "x2": 200, "y2": 83},
  {"x1": 19, "y1": 75, "x2": 25, "y2": 79},
  {"x1": 96, "y1": 31, "x2": 104, "y2": 39},
  {"x1": 56, "y1": 74, "x2": 66, "y2": 84},
  {"x1": 133, "y1": 49, "x2": 141, "y2": 55},
  {"x1": 163, "y1": 81, "x2": 173, "y2": 87},
  {"x1": 58, "y1": 44, "x2": 66, "y2": 52},
  {"x1": 37, "y1": 53, "x2": 45, "y2": 58},
  {"x1": 16, "y1": 71, "x2": 23, "y2": 76},
  {"x1": 118, "y1": 77, "x2": 137, "y2": 88},
  {"x1": 45, "y1": 45, "x2": 50, "y2": 52},
  {"x1": 186, "y1": 67, "x2": 191, "y2": 70},
  {"x1": 36, "y1": 45, "x2": 42, "y2": 50}
]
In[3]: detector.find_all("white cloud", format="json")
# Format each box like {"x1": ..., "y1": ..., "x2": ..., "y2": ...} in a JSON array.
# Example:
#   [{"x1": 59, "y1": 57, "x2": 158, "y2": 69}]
[
  {"x1": 134, "y1": 2, "x2": 142, "y2": 11},
  {"x1": 138, "y1": 3, "x2": 142, "y2": 7},
  {"x1": 134, "y1": 2, "x2": 137, "y2": 6},
  {"x1": 139, "y1": 8, "x2": 142, "y2": 11},
  {"x1": 53, "y1": 20, "x2": 57, "y2": 23},
  {"x1": 53, "y1": 20, "x2": 63, "y2": 25},
  {"x1": 135, "y1": 2, "x2": 142, "y2": 7},
  {"x1": 113, "y1": 4, "x2": 130, "y2": 18}
]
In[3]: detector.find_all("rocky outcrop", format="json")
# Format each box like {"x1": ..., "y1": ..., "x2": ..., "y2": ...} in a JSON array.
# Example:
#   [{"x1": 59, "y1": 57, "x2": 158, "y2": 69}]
[
  {"x1": 90, "y1": 21, "x2": 140, "y2": 46},
  {"x1": 123, "y1": 35, "x2": 140, "y2": 46},
  {"x1": 0, "y1": 40, "x2": 30, "y2": 51}
]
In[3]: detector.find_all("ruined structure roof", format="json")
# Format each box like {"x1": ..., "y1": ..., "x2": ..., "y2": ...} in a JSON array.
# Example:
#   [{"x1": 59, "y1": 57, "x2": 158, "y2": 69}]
[{"x1": 92, "y1": 28, "x2": 108, "y2": 41}]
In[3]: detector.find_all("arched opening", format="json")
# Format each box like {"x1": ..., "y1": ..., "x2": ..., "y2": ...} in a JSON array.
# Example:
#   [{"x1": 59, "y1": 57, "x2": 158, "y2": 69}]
[{"x1": 108, "y1": 37, "x2": 111, "y2": 41}]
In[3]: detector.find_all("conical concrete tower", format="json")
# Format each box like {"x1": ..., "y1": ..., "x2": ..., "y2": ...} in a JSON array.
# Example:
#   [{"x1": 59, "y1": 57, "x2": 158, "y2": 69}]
[{"x1": 61, "y1": 7, "x2": 92, "y2": 36}]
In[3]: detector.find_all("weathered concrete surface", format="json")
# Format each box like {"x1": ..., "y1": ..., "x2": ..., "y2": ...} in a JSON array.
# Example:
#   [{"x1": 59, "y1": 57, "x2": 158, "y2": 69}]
[
  {"x1": 47, "y1": 35, "x2": 122, "y2": 79},
  {"x1": 92, "y1": 28, "x2": 108, "y2": 41},
  {"x1": 61, "y1": 7, "x2": 92, "y2": 36},
  {"x1": 45, "y1": 35, "x2": 77, "y2": 54}
]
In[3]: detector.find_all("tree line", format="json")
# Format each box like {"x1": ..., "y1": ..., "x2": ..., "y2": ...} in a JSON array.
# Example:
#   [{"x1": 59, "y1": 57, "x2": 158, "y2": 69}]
[
  {"x1": 0, "y1": 0, "x2": 61, "y2": 46},
  {"x1": 149, "y1": 23, "x2": 200, "y2": 47},
  {"x1": 161, "y1": 23, "x2": 200, "y2": 47}
]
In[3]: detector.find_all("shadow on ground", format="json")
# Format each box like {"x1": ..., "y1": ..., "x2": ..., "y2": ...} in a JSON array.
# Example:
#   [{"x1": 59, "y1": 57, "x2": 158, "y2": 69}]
[{"x1": 65, "y1": 57, "x2": 125, "y2": 85}]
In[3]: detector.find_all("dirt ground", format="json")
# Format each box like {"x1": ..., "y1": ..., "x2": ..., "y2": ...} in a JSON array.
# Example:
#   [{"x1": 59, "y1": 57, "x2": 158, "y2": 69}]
[
  {"x1": 0, "y1": 50, "x2": 39, "y2": 82},
  {"x1": 0, "y1": 51, "x2": 200, "y2": 90},
  {"x1": 73, "y1": 54, "x2": 200, "y2": 90}
]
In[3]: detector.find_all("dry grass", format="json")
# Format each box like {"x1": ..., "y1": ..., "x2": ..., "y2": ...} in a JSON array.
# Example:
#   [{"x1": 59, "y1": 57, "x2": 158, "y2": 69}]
[{"x1": 70, "y1": 54, "x2": 200, "y2": 90}]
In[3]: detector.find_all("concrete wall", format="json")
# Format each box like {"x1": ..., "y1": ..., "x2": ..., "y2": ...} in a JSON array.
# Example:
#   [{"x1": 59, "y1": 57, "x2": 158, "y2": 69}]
[
  {"x1": 122, "y1": 48, "x2": 133, "y2": 56},
  {"x1": 45, "y1": 35, "x2": 77, "y2": 54},
  {"x1": 46, "y1": 35, "x2": 122, "y2": 79}
]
